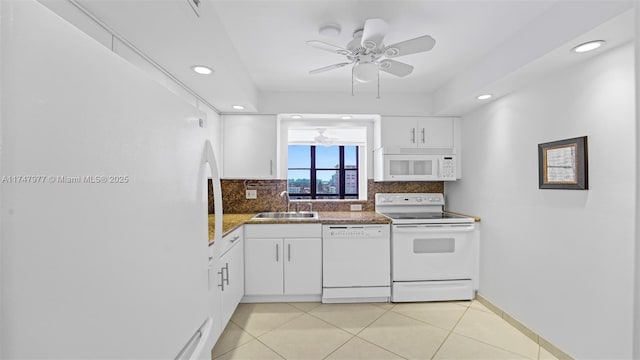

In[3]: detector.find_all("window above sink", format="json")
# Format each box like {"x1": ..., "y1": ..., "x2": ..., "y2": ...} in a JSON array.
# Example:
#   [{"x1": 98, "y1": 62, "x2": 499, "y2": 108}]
[{"x1": 278, "y1": 114, "x2": 378, "y2": 201}]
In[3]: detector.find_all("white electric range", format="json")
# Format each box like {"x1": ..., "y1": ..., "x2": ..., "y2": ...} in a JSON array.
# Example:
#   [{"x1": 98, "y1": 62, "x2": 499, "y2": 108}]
[{"x1": 375, "y1": 193, "x2": 477, "y2": 302}]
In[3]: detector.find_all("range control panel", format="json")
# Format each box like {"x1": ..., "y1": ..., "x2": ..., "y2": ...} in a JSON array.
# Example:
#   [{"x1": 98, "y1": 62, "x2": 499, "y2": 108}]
[{"x1": 375, "y1": 193, "x2": 445, "y2": 206}]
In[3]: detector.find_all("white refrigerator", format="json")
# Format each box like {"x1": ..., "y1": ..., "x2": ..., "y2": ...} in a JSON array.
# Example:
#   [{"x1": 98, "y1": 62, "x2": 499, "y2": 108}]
[{"x1": 1, "y1": 1, "x2": 221, "y2": 358}]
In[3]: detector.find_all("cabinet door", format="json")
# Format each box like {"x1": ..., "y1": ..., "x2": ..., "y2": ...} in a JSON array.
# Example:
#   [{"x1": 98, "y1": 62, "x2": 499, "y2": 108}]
[
  {"x1": 222, "y1": 115, "x2": 277, "y2": 179},
  {"x1": 380, "y1": 117, "x2": 419, "y2": 148},
  {"x1": 220, "y1": 239, "x2": 244, "y2": 327},
  {"x1": 284, "y1": 238, "x2": 322, "y2": 295},
  {"x1": 207, "y1": 245, "x2": 223, "y2": 348},
  {"x1": 417, "y1": 117, "x2": 454, "y2": 148},
  {"x1": 244, "y1": 238, "x2": 283, "y2": 295}
]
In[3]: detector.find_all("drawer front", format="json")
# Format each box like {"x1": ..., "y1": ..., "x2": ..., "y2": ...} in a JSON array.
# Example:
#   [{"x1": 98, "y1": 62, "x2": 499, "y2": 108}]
[
  {"x1": 392, "y1": 280, "x2": 474, "y2": 302},
  {"x1": 244, "y1": 224, "x2": 322, "y2": 238},
  {"x1": 220, "y1": 227, "x2": 243, "y2": 256}
]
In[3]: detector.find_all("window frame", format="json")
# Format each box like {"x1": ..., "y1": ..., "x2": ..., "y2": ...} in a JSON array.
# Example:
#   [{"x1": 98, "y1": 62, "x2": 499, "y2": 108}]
[{"x1": 287, "y1": 145, "x2": 359, "y2": 200}]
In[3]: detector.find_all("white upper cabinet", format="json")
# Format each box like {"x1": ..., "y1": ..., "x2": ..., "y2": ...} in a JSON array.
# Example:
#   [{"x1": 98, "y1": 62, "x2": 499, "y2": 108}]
[
  {"x1": 381, "y1": 117, "x2": 454, "y2": 149},
  {"x1": 222, "y1": 114, "x2": 277, "y2": 179}
]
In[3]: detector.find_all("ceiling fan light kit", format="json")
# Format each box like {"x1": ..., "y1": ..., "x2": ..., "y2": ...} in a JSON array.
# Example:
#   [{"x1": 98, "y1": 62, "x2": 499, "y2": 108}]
[
  {"x1": 307, "y1": 18, "x2": 436, "y2": 98},
  {"x1": 318, "y1": 23, "x2": 341, "y2": 37}
]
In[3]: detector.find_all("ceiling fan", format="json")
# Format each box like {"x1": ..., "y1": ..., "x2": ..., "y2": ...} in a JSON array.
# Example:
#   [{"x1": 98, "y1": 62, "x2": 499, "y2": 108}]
[
  {"x1": 306, "y1": 18, "x2": 436, "y2": 98},
  {"x1": 314, "y1": 128, "x2": 338, "y2": 146}
]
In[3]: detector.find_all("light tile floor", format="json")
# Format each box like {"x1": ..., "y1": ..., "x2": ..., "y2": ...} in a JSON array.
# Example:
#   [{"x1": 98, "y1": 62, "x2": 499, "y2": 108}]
[{"x1": 212, "y1": 300, "x2": 559, "y2": 360}]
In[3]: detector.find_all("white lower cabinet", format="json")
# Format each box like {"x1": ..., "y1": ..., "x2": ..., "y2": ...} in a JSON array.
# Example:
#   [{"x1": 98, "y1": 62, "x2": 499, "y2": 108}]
[
  {"x1": 244, "y1": 224, "x2": 322, "y2": 301},
  {"x1": 244, "y1": 238, "x2": 283, "y2": 295},
  {"x1": 220, "y1": 235, "x2": 244, "y2": 325},
  {"x1": 209, "y1": 227, "x2": 244, "y2": 349}
]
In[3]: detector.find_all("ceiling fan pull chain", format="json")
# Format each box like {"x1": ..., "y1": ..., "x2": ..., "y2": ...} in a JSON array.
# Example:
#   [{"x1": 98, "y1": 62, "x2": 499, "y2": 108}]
[
  {"x1": 351, "y1": 65, "x2": 355, "y2": 96},
  {"x1": 377, "y1": 70, "x2": 380, "y2": 99}
]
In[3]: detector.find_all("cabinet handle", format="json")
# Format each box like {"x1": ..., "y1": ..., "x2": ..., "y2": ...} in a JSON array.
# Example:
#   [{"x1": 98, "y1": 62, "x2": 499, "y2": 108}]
[
  {"x1": 287, "y1": 243, "x2": 291, "y2": 262},
  {"x1": 230, "y1": 235, "x2": 240, "y2": 243},
  {"x1": 217, "y1": 269, "x2": 225, "y2": 291},
  {"x1": 270, "y1": 160, "x2": 273, "y2": 176},
  {"x1": 276, "y1": 243, "x2": 279, "y2": 262},
  {"x1": 410, "y1": 128, "x2": 416, "y2": 144},
  {"x1": 224, "y1": 262, "x2": 230, "y2": 285},
  {"x1": 421, "y1": 128, "x2": 425, "y2": 144}
]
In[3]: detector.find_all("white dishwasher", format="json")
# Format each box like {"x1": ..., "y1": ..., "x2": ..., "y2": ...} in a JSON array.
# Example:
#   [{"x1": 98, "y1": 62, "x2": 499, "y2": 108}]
[{"x1": 322, "y1": 224, "x2": 391, "y2": 303}]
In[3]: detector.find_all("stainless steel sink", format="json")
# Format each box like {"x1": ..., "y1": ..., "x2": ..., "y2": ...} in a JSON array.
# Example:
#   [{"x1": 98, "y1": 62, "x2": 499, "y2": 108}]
[{"x1": 252, "y1": 211, "x2": 319, "y2": 220}]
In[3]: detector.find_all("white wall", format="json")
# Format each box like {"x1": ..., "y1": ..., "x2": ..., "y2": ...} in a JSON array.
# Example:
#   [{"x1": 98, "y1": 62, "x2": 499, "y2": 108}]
[
  {"x1": 446, "y1": 43, "x2": 635, "y2": 358},
  {"x1": 259, "y1": 91, "x2": 433, "y2": 116}
]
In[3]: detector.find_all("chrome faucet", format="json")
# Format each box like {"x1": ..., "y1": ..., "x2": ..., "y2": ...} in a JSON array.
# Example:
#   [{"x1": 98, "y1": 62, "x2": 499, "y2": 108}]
[{"x1": 280, "y1": 191, "x2": 290, "y2": 212}]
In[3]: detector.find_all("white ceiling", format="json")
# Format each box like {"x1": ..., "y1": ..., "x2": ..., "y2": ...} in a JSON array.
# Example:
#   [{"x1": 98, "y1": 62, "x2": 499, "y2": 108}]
[
  {"x1": 211, "y1": 0, "x2": 556, "y2": 94},
  {"x1": 61, "y1": 0, "x2": 634, "y2": 114}
]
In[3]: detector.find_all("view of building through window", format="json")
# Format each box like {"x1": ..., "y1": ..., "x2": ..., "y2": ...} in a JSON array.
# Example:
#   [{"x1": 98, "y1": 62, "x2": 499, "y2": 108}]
[{"x1": 288, "y1": 145, "x2": 358, "y2": 199}]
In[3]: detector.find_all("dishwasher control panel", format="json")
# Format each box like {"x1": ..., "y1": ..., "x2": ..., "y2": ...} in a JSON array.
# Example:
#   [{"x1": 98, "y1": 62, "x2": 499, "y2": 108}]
[{"x1": 324, "y1": 225, "x2": 389, "y2": 238}]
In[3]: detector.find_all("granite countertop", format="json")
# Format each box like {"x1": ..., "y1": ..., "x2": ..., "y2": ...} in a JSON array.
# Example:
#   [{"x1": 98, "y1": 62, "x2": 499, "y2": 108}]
[
  {"x1": 208, "y1": 211, "x2": 391, "y2": 244},
  {"x1": 208, "y1": 210, "x2": 480, "y2": 244},
  {"x1": 208, "y1": 214, "x2": 255, "y2": 244},
  {"x1": 445, "y1": 211, "x2": 482, "y2": 222}
]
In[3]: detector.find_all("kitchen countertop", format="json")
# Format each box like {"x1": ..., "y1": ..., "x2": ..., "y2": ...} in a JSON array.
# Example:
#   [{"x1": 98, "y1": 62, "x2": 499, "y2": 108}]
[
  {"x1": 445, "y1": 211, "x2": 482, "y2": 222},
  {"x1": 209, "y1": 210, "x2": 480, "y2": 244},
  {"x1": 208, "y1": 211, "x2": 391, "y2": 244},
  {"x1": 208, "y1": 213, "x2": 255, "y2": 244}
]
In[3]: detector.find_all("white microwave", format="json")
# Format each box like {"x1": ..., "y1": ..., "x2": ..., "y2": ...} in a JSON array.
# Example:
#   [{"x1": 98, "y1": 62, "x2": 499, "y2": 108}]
[{"x1": 374, "y1": 148, "x2": 457, "y2": 181}]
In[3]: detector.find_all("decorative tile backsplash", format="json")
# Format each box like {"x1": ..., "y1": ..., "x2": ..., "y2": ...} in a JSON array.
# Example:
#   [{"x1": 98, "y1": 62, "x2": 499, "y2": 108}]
[{"x1": 209, "y1": 179, "x2": 444, "y2": 214}]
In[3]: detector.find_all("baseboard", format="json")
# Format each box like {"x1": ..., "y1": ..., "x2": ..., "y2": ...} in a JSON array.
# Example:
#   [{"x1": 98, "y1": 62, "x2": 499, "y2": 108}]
[
  {"x1": 241, "y1": 294, "x2": 322, "y2": 303},
  {"x1": 475, "y1": 294, "x2": 574, "y2": 360}
]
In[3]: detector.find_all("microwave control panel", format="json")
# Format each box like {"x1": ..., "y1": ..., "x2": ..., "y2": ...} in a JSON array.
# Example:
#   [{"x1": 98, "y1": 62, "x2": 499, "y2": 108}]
[{"x1": 440, "y1": 156, "x2": 456, "y2": 180}]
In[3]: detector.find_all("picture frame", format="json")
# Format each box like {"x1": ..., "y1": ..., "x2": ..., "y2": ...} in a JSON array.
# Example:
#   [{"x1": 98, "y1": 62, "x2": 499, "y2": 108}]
[{"x1": 538, "y1": 136, "x2": 588, "y2": 190}]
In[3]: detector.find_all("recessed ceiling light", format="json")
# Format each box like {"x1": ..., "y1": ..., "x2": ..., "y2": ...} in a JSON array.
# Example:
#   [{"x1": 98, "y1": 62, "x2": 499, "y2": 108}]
[
  {"x1": 341, "y1": 116, "x2": 352, "y2": 120},
  {"x1": 291, "y1": 115, "x2": 303, "y2": 119},
  {"x1": 572, "y1": 40, "x2": 605, "y2": 53},
  {"x1": 191, "y1": 65, "x2": 213, "y2": 75},
  {"x1": 476, "y1": 94, "x2": 493, "y2": 100},
  {"x1": 231, "y1": 105, "x2": 245, "y2": 110}
]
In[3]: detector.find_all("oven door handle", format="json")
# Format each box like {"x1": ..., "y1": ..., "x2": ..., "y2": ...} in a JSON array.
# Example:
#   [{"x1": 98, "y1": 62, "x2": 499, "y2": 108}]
[{"x1": 393, "y1": 224, "x2": 474, "y2": 233}]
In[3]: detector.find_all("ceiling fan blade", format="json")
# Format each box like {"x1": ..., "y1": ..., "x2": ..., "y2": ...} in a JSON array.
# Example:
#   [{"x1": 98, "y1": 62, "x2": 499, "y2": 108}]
[
  {"x1": 384, "y1": 35, "x2": 436, "y2": 58},
  {"x1": 309, "y1": 62, "x2": 352, "y2": 75},
  {"x1": 361, "y1": 18, "x2": 389, "y2": 50},
  {"x1": 306, "y1": 40, "x2": 351, "y2": 55},
  {"x1": 378, "y1": 59, "x2": 414, "y2": 77}
]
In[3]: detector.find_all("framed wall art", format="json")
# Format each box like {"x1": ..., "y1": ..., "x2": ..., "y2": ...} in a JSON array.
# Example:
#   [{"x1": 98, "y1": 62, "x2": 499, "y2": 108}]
[{"x1": 538, "y1": 136, "x2": 588, "y2": 190}]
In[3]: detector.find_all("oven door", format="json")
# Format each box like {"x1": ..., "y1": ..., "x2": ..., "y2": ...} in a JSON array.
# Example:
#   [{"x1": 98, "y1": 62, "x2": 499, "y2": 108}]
[{"x1": 392, "y1": 223, "x2": 474, "y2": 281}]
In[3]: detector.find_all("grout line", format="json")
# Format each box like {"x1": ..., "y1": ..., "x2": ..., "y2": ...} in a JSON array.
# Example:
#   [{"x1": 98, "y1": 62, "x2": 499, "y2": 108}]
[
  {"x1": 353, "y1": 303, "x2": 394, "y2": 336},
  {"x1": 538, "y1": 343, "x2": 541, "y2": 360},
  {"x1": 253, "y1": 337, "x2": 287, "y2": 359},
  {"x1": 389, "y1": 306, "x2": 461, "y2": 333},
  {"x1": 211, "y1": 329, "x2": 257, "y2": 360},
  {"x1": 228, "y1": 303, "x2": 306, "y2": 337},
  {"x1": 430, "y1": 305, "x2": 471, "y2": 359},
  {"x1": 251, "y1": 305, "x2": 352, "y2": 360},
  {"x1": 351, "y1": 306, "x2": 410, "y2": 360},
  {"x1": 353, "y1": 335, "x2": 409, "y2": 360},
  {"x1": 213, "y1": 318, "x2": 259, "y2": 358},
  {"x1": 320, "y1": 334, "x2": 357, "y2": 360}
]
